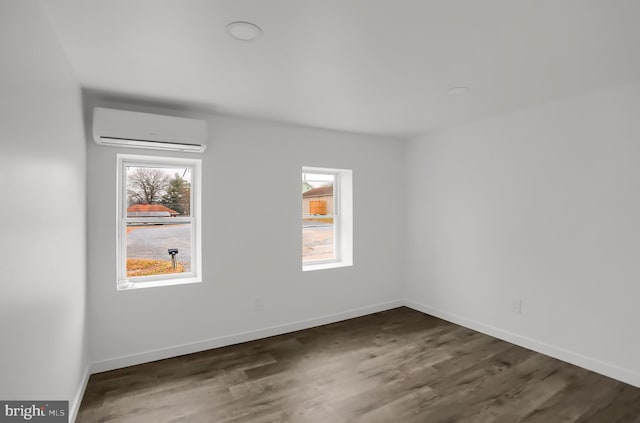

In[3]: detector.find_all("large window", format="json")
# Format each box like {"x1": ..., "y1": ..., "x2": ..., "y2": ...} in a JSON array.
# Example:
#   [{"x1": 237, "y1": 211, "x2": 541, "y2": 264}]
[
  {"x1": 302, "y1": 166, "x2": 353, "y2": 271},
  {"x1": 117, "y1": 154, "x2": 202, "y2": 290}
]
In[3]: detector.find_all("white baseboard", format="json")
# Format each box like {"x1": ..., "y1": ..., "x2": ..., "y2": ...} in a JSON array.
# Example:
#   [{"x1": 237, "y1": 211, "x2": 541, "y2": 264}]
[
  {"x1": 69, "y1": 365, "x2": 90, "y2": 423},
  {"x1": 403, "y1": 299, "x2": 640, "y2": 388},
  {"x1": 85, "y1": 298, "x2": 638, "y2": 393},
  {"x1": 90, "y1": 300, "x2": 403, "y2": 374}
]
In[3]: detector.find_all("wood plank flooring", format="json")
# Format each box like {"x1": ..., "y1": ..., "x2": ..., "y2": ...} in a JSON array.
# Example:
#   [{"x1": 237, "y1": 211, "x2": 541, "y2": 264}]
[{"x1": 77, "y1": 307, "x2": 640, "y2": 422}]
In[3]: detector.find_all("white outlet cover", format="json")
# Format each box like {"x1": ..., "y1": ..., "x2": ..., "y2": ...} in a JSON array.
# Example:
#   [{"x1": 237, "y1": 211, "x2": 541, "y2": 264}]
[{"x1": 512, "y1": 300, "x2": 522, "y2": 314}]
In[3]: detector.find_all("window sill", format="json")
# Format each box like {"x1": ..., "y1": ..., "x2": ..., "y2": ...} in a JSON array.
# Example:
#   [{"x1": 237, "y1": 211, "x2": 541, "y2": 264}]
[
  {"x1": 302, "y1": 261, "x2": 352, "y2": 272},
  {"x1": 117, "y1": 276, "x2": 202, "y2": 291}
]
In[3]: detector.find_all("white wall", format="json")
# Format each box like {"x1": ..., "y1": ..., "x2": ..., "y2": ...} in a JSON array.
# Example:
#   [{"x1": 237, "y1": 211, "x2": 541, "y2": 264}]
[
  {"x1": 405, "y1": 81, "x2": 640, "y2": 387},
  {"x1": 0, "y1": 0, "x2": 88, "y2": 413},
  {"x1": 86, "y1": 108, "x2": 405, "y2": 369}
]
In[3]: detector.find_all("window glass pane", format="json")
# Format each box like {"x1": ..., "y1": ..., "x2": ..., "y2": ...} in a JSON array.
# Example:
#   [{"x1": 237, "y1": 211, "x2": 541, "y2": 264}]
[
  {"x1": 303, "y1": 222, "x2": 335, "y2": 262},
  {"x1": 126, "y1": 222, "x2": 192, "y2": 277},
  {"x1": 126, "y1": 165, "x2": 192, "y2": 218},
  {"x1": 302, "y1": 173, "x2": 335, "y2": 262}
]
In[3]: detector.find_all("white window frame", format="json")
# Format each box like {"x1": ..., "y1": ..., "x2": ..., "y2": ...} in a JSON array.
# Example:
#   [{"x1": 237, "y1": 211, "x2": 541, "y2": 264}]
[
  {"x1": 302, "y1": 166, "x2": 353, "y2": 271},
  {"x1": 116, "y1": 154, "x2": 202, "y2": 290}
]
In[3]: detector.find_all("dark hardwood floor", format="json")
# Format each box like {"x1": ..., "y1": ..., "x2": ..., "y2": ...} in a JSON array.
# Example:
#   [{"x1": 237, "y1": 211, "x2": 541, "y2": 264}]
[{"x1": 77, "y1": 307, "x2": 640, "y2": 422}]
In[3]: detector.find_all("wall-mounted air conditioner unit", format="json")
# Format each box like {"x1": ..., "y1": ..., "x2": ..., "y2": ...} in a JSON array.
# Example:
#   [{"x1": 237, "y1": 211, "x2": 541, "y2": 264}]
[{"x1": 92, "y1": 107, "x2": 207, "y2": 153}]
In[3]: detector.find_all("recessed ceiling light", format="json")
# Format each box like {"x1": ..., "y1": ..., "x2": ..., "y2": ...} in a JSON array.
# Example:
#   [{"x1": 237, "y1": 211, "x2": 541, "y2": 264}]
[
  {"x1": 448, "y1": 86, "x2": 470, "y2": 96},
  {"x1": 226, "y1": 21, "x2": 262, "y2": 41}
]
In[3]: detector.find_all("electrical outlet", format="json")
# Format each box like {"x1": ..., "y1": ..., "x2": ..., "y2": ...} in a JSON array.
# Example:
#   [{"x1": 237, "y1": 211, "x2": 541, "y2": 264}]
[
  {"x1": 512, "y1": 299, "x2": 522, "y2": 314},
  {"x1": 254, "y1": 298, "x2": 264, "y2": 312}
]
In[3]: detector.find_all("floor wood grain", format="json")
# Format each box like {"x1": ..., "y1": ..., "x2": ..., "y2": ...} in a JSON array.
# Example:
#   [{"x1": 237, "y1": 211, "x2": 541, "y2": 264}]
[{"x1": 77, "y1": 307, "x2": 640, "y2": 422}]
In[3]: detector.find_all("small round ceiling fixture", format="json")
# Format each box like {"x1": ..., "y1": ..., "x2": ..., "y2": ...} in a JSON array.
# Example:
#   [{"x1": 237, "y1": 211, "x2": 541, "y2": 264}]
[
  {"x1": 448, "y1": 86, "x2": 470, "y2": 96},
  {"x1": 226, "y1": 21, "x2": 263, "y2": 41}
]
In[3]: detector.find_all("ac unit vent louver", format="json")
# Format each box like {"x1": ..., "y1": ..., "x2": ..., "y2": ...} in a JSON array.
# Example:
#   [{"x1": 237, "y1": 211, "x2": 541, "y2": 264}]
[{"x1": 92, "y1": 107, "x2": 207, "y2": 153}]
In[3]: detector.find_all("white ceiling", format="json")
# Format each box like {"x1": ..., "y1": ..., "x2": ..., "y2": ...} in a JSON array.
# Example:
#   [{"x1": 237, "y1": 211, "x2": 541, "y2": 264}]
[{"x1": 40, "y1": 0, "x2": 640, "y2": 137}]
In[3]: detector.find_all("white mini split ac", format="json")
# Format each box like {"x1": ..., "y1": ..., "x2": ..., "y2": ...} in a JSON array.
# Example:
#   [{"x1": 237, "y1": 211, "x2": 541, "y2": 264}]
[{"x1": 92, "y1": 107, "x2": 208, "y2": 153}]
